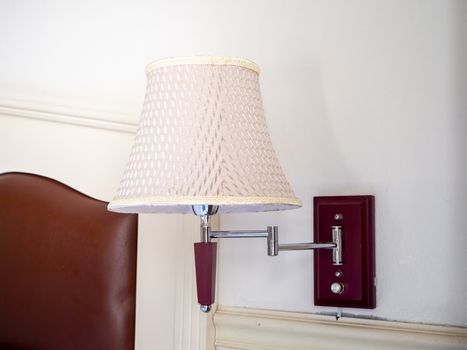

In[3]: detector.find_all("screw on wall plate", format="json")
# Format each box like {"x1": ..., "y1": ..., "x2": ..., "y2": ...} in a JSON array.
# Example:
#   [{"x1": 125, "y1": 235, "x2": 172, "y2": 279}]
[{"x1": 334, "y1": 213, "x2": 343, "y2": 221}]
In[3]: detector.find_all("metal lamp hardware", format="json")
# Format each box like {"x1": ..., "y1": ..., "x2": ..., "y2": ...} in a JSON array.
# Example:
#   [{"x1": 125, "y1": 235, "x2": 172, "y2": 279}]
[
  {"x1": 192, "y1": 204, "x2": 343, "y2": 312},
  {"x1": 209, "y1": 226, "x2": 342, "y2": 261},
  {"x1": 194, "y1": 205, "x2": 342, "y2": 260},
  {"x1": 331, "y1": 282, "x2": 344, "y2": 294}
]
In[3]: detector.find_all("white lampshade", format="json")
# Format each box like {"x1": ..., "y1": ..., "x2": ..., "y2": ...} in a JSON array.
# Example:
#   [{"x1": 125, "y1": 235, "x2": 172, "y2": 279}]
[{"x1": 108, "y1": 56, "x2": 301, "y2": 214}]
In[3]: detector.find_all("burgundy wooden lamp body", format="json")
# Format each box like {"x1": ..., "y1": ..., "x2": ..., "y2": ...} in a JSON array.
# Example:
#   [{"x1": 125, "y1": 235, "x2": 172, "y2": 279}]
[{"x1": 194, "y1": 242, "x2": 217, "y2": 310}]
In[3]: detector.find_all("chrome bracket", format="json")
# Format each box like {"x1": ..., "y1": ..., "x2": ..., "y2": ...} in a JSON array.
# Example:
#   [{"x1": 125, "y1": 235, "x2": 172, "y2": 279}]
[
  {"x1": 209, "y1": 225, "x2": 343, "y2": 265},
  {"x1": 268, "y1": 225, "x2": 342, "y2": 266}
]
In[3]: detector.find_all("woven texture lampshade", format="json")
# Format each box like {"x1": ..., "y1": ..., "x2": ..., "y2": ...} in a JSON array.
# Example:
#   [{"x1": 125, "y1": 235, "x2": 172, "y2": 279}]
[{"x1": 108, "y1": 56, "x2": 301, "y2": 214}]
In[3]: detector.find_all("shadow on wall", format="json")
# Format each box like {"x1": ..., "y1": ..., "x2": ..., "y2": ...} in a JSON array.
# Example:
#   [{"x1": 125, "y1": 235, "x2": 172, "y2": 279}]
[{"x1": 453, "y1": 1, "x2": 467, "y2": 318}]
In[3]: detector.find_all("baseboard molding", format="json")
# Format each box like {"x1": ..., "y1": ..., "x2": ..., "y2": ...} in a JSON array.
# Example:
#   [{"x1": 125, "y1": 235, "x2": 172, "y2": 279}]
[
  {"x1": 0, "y1": 99, "x2": 137, "y2": 134},
  {"x1": 213, "y1": 307, "x2": 467, "y2": 350}
]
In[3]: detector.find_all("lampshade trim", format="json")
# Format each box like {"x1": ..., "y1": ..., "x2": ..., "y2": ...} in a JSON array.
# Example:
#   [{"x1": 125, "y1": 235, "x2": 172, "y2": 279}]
[
  {"x1": 145, "y1": 56, "x2": 260, "y2": 74},
  {"x1": 108, "y1": 195, "x2": 302, "y2": 209}
]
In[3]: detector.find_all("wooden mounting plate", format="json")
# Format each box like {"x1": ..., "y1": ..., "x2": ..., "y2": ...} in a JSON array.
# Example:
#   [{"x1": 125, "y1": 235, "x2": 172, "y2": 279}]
[{"x1": 313, "y1": 195, "x2": 376, "y2": 308}]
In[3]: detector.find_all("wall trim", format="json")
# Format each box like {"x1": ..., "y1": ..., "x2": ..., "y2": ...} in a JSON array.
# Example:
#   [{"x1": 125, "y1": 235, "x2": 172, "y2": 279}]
[
  {"x1": 0, "y1": 99, "x2": 137, "y2": 134},
  {"x1": 213, "y1": 307, "x2": 467, "y2": 350}
]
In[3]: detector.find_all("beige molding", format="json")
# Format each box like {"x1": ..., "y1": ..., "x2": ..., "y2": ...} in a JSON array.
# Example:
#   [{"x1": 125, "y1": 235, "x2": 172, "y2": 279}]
[
  {"x1": 213, "y1": 307, "x2": 467, "y2": 350},
  {"x1": 0, "y1": 99, "x2": 137, "y2": 134}
]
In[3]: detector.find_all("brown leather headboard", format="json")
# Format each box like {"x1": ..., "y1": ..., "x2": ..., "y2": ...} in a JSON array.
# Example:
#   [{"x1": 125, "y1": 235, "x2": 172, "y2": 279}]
[{"x1": 0, "y1": 172, "x2": 138, "y2": 350}]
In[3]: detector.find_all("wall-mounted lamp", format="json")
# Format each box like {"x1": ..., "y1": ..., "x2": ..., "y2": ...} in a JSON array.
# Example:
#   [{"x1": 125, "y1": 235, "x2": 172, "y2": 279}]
[{"x1": 108, "y1": 56, "x2": 375, "y2": 313}]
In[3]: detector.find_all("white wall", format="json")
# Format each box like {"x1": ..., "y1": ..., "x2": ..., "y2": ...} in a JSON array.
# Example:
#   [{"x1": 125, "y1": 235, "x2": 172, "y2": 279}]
[
  {"x1": 0, "y1": 0, "x2": 465, "y2": 335},
  {"x1": 219, "y1": 1, "x2": 467, "y2": 327}
]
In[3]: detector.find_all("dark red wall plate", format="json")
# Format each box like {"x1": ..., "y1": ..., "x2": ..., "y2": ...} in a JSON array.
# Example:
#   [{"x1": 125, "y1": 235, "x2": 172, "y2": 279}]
[{"x1": 313, "y1": 195, "x2": 375, "y2": 308}]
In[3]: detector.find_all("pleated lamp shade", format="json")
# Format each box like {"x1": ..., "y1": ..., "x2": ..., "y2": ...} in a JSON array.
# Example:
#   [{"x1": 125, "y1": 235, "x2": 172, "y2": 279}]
[{"x1": 108, "y1": 56, "x2": 301, "y2": 214}]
